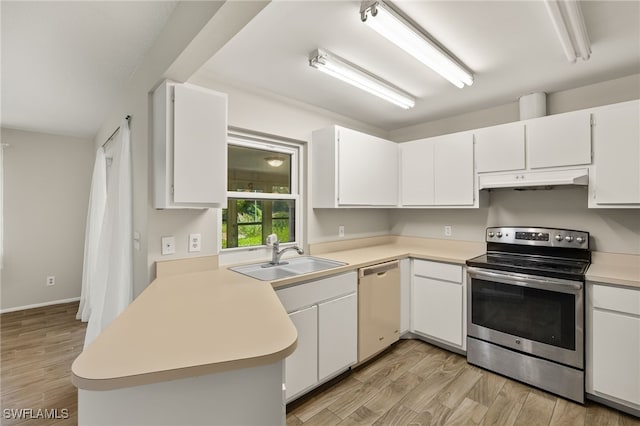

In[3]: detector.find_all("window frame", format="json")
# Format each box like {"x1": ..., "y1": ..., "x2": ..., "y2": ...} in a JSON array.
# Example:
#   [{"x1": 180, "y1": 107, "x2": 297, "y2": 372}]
[{"x1": 219, "y1": 133, "x2": 303, "y2": 257}]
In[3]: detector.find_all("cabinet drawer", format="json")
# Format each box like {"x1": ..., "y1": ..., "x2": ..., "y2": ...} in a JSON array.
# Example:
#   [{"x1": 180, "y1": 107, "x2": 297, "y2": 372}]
[
  {"x1": 592, "y1": 284, "x2": 640, "y2": 315},
  {"x1": 413, "y1": 259, "x2": 462, "y2": 283},
  {"x1": 276, "y1": 272, "x2": 357, "y2": 313}
]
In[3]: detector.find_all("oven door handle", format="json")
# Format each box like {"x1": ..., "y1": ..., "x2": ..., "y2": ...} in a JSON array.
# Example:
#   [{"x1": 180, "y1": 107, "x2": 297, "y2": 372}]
[{"x1": 467, "y1": 267, "x2": 583, "y2": 293}]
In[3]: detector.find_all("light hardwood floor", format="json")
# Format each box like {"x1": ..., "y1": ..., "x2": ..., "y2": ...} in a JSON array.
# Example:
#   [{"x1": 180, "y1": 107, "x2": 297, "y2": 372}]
[
  {"x1": 287, "y1": 339, "x2": 640, "y2": 426},
  {"x1": 1, "y1": 302, "x2": 85, "y2": 425},
  {"x1": 1, "y1": 302, "x2": 637, "y2": 425}
]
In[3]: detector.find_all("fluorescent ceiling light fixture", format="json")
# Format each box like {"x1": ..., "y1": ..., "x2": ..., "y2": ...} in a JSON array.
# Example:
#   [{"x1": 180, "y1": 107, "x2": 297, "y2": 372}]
[
  {"x1": 544, "y1": 0, "x2": 591, "y2": 62},
  {"x1": 308, "y1": 48, "x2": 415, "y2": 109},
  {"x1": 360, "y1": 0, "x2": 473, "y2": 89}
]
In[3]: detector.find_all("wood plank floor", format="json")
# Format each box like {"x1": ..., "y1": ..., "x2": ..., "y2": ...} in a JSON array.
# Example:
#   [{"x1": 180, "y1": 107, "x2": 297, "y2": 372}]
[
  {"x1": 287, "y1": 339, "x2": 640, "y2": 426},
  {"x1": 1, "y1": 303, "x2": 638, "y2": 425},
  {"x1": 1, "y1": 302, "x2": 85, "y2": 425}
]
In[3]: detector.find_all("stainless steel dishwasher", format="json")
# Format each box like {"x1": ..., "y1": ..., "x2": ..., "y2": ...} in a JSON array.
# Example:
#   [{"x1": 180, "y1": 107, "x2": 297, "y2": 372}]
[{"x1": 358, "y1": 260, "x2": 401, "y2": 362}]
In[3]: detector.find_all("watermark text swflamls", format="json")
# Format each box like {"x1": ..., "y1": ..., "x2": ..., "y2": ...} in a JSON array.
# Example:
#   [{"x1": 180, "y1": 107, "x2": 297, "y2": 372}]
[{"x1": 2, "y1": 408, "x2": 69, "y2": 420}]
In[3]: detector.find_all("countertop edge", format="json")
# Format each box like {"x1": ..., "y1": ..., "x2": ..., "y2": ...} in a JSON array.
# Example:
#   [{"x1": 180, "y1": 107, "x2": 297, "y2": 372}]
[{"x1": 71, "y1": 336, "x2": 297, "y2": 391}]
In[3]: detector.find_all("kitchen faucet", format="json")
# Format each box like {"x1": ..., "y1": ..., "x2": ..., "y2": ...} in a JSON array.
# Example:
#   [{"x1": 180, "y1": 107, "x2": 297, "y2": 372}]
[{"x1": 270, "y1": 240, "x2": 304, "y2": 265}]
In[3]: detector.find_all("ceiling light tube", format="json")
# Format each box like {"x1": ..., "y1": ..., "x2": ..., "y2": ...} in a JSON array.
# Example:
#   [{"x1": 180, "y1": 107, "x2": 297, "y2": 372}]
[
  {"x1": 309, "y1": 48, "x2": 416, "y2": 109},
  {"x1": 544, "y1": 0, "x2": 577, "y2": 62},
  {"x1": 360, "y1": 1, "x2": 473, "y2": 88},
  {"x1": 564, "y1": 0, "x2": 591, "y2": 61}
]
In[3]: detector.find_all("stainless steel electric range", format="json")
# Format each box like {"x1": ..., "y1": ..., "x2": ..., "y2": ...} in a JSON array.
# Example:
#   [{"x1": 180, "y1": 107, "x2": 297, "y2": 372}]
[{"x1": 466, "y1": 226, "x2": 590, "y2": 403}]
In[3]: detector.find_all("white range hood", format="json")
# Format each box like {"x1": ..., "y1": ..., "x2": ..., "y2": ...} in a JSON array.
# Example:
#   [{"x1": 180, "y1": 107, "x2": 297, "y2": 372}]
[{"x1": 479, "y1": 168, "x2": 589, "y2": 190}]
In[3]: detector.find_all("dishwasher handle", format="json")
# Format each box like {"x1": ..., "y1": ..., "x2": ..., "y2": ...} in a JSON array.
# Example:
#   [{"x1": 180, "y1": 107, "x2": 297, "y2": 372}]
[{"x1": 359, "y1": 260, "x2": 399, "y2": 278}]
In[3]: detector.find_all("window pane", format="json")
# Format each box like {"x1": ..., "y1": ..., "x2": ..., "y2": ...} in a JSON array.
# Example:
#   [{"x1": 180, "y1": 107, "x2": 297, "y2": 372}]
[
  {"x1": 222, "y1": 198, "x2": 296, "y2": 249},
  {"x1": 228, "y1": 145, "x2": 291, "y2": 194}
]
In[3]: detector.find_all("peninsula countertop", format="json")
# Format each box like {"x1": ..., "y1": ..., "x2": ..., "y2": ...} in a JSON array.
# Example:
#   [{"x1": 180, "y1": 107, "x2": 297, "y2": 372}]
[{"x1": 71, "y1": 237, "x2": 639, "y2": 391}]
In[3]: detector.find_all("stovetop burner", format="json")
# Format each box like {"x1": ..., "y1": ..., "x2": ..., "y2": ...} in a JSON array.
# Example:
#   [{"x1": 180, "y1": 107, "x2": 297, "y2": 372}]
[
  {"x1": 466, "y1": 252, "x2": 589, "y2": 281},
  {"x1": 467, "y1": 226, "x2": 591, "y2": 281}
]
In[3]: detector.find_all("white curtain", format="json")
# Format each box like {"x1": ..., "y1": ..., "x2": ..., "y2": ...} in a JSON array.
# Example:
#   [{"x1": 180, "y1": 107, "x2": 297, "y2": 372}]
[
  {"x1": 83, "y1": 118, "x2": 133, "y2": 348},
  {"x1": 77, "y1": 148, "x2": 107, "y2": 321}
]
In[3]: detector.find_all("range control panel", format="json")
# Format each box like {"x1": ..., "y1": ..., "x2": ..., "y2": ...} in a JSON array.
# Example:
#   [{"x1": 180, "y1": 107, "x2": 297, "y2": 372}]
[{"x1": 486, "y1": 227, "x2": 589, "y2": 248}]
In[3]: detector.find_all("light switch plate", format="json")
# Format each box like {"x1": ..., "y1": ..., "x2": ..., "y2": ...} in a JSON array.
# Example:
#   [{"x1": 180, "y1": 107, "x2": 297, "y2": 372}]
[
  {"x1": 338, "y1": 225, "x2": 345, "y2": 238},
  {"x1": 161, "y1": 236, "x2": 176, "y2": 255},
  {"x1": 189, "y1": 233, "x2": 201, "y2": 252}
]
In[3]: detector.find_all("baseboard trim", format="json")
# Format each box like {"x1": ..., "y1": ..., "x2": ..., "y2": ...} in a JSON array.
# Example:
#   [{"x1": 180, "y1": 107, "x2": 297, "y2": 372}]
[{"x1": 1, "y1": 297, "x2": 80, "y2": 314}]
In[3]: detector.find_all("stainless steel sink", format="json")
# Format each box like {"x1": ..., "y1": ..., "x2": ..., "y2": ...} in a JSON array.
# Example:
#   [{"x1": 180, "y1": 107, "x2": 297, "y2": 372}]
[{"x1": 229, "y1": 256, "x2": 346, "y2": 281}]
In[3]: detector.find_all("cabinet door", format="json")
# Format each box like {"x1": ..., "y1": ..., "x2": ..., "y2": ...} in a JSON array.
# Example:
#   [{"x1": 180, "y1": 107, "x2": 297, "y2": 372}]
[
  {"x1": 412, "y1": 276, "x2": 463, "y2": 347},
  {"x1": 592, "y1": 101, "x2": 640, "y2": 205},
  {"x1": 475, "y1": 122, "x2": 526, "y2": 173},
  {"x1": 337, "y1": 127, "x2": 398, "y2": 206},
  {"x1": 318, "y1": 293, "x2": 357, "y2": 381},
  {"x1": 526, "y1": 110, "x2": 591, "y2": 169},
  {"x1": 400, "y1": 139, "x2": 435, "y2": 205},
  {"x1": 173, "y1": 84, "x2": 227, "y2": 205},
  {"x1": 592, "y1": 310, "x2": 640, "y2": 405},
  {"x1": 285, "y1": 306, "x2": 318, "y2": 400},
  {"x1": 434, "y1": 133, "x2": 475, "y2": 205}
]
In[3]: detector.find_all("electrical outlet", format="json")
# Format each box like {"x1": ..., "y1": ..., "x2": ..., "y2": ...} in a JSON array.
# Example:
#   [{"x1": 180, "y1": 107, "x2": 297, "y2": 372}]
[
  {"x1": 189, "y1": 233, "x2": 201, "y2": 252},
  {"x1": 444, "y1": 225, "x2": 452, "y2": 237},
  {"x1": 338, "y1": 225, "x2": 345, "y2": 238},
  {"x1": 161, "y1": 236, "x2": 176, "y2": 255},
  {"x1": 46, "y1": 276, "x2": 55, "y2": 286}
]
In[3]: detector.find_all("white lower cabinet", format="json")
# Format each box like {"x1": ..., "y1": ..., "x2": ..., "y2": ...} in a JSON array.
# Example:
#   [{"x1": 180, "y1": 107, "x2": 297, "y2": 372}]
[
  {"x1": 587, "y1": 282, "x2": 640, "y2": 414},
  {"x1": 276, "y1": 272, "x2": 357, "y2": 402},
  {"x1": 318, "y1": 293, "x2": 357, "y2": 381},
  {"x1": 411, "y1": 259, "x2": 466, "y2": 350},
  {"x1": 285, "y1": 306, "x2": 318, "y2": 399}
]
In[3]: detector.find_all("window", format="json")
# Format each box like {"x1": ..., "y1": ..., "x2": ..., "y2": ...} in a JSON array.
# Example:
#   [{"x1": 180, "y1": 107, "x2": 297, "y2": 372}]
[{"x1": 222, "y1": 136, "x2": 300, "y2": 250}]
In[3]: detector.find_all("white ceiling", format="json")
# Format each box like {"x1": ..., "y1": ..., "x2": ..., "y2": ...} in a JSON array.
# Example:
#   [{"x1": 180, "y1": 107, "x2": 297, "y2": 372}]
[
  {"x1": 1, "y1": 1, "x2": 177, "y2": 139},
  {"x1": 195, "y1": 0, "x2": 640, "y2": 131},
  {"x1": 2, "y1": 1, "x2": 639, "y2": 139}
]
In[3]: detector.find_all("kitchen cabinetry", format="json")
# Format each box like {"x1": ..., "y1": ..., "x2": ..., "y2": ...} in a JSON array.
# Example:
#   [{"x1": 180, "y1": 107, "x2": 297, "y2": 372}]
[
  {"x1": 312, "y1": 125, "x2": 398, "y2": 207},
  {"x1": 589, "y1": 100, "x2": 640, "y2": 207},
  {"x1": 474, "y1": 122, "x2": 525, "y2": 173},
  {"x1": 400, "y1": 132, "x2": 475, "y2": 206},
  {"x1": 411, "y1": 259, "x2": 466, "y2": 350},
  {"x1": 153, "y1": 80, "x2": 228, "y2": 209},
  {"x1": 587, "y1": 282, "x2": 640, "y2": 416},
  {"x1": 276, "y1": 272, "x2": 357, "y2": 401},
  {"x1": 525, "y1": 109, "x2": 592, "y2": 169},
  {"x1": 285, "y1": 306, "x2": 317, "y2": 398}
]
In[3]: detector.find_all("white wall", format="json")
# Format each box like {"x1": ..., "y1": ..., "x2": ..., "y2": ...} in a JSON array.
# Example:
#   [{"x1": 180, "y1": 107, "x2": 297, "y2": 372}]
[
  {"x1": 389, "y1": 73, "x2": 640, "y2": 142},
  {"x1": 170, "y1": 75, "x2": 393, "y2": 260},
  {"x1": 1, "y1": 128, "x2": 93, "y2": 310},
  {"x1": 91, "y1": 2, "x2": 266, "y2": 295},
  {"x1": 391, "y1": 188, "x2": 640, "y2": 254}
]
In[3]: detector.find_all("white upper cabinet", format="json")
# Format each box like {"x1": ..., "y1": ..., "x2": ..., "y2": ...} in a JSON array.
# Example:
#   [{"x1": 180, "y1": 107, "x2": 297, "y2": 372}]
[
  {"x1": 474, "y1": 122, "x2": 526, "y2": 173},
  {"x1": 400, "y1": 132, "x2": 475, "y2": 207},
  {"x1": 526, "y1": 109, "x2": 592, "y2": 169},
  {"x1": 589, "y1": 100, "x2": 640, "y2": 207},
  {"x1": 434, "y1": 132, "x2": 475, "y2": 205},
  {"x1": 399, "y1": 138, "x2": 435, "y2": 205},
  {"x1": 312, "y1": 125, "x2": 398, "y2": 207},
  {"x1": 153, "y1": 80, "x2": 228, "y2": 209}
]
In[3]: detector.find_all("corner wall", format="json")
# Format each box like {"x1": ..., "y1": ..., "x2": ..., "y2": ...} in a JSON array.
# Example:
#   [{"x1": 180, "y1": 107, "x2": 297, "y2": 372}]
[{"x1": 1, "y1": 128, "x2": 94, "y2": 310}]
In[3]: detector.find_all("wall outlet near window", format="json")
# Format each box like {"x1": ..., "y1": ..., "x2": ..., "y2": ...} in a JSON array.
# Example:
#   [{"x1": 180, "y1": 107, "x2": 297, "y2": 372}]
[
  {"x1": 444, "y1": 226, "x2": 452, "y2": 237},
  {"x1": 189, "y1": 233, "x2": 202, "y2": 252},
  {"x1": 161, "y1": 236, "x2": 176, "y2": 255},
  {"x1": 46, "y1": 276, "x2": 55, "y2": 286},
  {"x1": 338, "y1": 225, "x2": 345, "y2": 238}
]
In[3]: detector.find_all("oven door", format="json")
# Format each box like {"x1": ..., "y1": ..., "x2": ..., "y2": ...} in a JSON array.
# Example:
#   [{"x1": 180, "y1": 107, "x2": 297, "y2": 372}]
[{"x1": 467, "y1": 267, "x2": 583, "y2": 369}]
